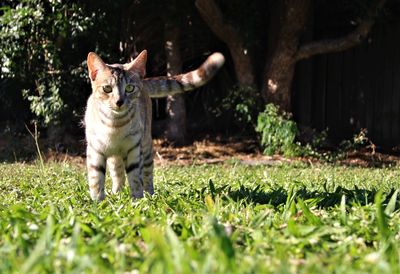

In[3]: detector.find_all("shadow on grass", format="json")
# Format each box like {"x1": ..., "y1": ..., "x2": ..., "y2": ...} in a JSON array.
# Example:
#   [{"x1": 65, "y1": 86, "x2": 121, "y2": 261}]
[{"x1": 226, "y1": 184, "x2": 398, "y2": 209}]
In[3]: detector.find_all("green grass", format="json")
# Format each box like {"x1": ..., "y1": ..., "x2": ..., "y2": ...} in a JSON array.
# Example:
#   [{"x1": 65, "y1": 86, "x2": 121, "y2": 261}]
[{"x1": 1, "y1": 161, "x2": 400, "y2": 273}]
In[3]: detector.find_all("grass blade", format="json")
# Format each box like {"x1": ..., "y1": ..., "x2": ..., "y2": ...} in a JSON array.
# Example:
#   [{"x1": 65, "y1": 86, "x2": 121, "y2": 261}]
[
  {"x1": 21, "y1": 213, "x2": 54, "y2": 273},
  {"x1": 385, "y1": 189, "x2": 399, "y2": 215},
  {"x1": 375, "y1": 191, "x2": 391, "y2": 240},
  {"x1": 297, "y1": 198, "x2": 322, "y2": 226},
  {"x1": 340, "y1": 194, "x2": 347, "y2": 225}
]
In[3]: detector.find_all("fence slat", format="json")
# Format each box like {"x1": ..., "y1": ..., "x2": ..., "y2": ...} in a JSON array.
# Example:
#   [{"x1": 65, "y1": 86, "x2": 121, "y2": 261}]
[{"x1": 294, "y1": 23, "x2": 400, "y2": 148}]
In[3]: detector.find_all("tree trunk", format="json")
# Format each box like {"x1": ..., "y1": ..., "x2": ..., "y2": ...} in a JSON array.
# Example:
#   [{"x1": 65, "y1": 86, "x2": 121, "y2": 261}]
[
  {"x1": 164, "y1": 21, "x2": 187, "y2": 146},
  {"x1": 119, "y1": 1, "x2": 137, "y2": 59},
  {"x1": 262, "y1": 0, "x2": 311, "y2": 112},
  {"x1": 195, "y1": 0, "x2": 255, "y2": 88}
]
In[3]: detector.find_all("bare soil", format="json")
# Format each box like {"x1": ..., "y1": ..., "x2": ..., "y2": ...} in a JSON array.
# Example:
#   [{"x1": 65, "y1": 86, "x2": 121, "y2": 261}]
[{"x1": 1, "y1": 133, "x2": 399, "y2": 167}]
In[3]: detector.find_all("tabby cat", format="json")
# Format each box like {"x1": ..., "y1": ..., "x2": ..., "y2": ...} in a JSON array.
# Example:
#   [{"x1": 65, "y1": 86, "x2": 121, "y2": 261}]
[{"x1": 85, "y1": 50, "x2": 224, "y2": 201}]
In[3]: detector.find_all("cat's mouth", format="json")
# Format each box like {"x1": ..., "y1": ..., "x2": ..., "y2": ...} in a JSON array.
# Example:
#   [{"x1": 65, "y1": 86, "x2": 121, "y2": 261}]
[
  {"x1": 109, "y1": 104, "x2": 134, "y2": 116},
  {"x1": 111, "y1": 107, "x2": 127, "y2": 114}
]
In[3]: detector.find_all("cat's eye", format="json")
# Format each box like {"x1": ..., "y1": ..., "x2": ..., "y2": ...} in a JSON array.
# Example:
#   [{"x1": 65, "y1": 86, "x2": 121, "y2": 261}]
[
  {"x1": 125, "y1": 84, "x2": 136, "y2": 93},
  {"x1": 102, "y1": 85, "x2": 112, "y2": 93}
]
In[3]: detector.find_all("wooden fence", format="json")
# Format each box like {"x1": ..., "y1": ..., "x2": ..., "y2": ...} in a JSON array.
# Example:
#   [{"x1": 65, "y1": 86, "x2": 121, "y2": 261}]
[{"x1": 293, "y1": 22, "x2": 400, "y2": 148}]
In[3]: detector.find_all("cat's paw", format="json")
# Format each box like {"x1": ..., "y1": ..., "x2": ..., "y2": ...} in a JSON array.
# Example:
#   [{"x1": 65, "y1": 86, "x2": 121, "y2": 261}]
[{"x1": 90, "y1": 189, "x2": 105, "y2": 201}]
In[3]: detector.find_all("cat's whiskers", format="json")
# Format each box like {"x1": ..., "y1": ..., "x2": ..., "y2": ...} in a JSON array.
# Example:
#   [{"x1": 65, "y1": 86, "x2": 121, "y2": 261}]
[{"x1": 99, "y1": 103, "x2": 135, "y2": 121}]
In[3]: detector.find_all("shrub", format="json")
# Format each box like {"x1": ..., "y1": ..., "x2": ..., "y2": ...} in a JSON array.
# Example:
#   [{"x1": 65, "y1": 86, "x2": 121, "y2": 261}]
[
  {"x1": 212, "y1": 86, "x2": 262, "y2": 133},
  {"x1": 256, "y1": 104, "x2": 301, "y2": 156},
  {"x1": 0, "y1": 0, "x2": 117, "y2": 126}
]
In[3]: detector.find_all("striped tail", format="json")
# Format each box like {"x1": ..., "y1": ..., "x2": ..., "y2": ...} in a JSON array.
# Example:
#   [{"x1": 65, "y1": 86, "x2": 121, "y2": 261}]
[{"x1": 142, "y1": 52, "x2": 225, "y2": 98}]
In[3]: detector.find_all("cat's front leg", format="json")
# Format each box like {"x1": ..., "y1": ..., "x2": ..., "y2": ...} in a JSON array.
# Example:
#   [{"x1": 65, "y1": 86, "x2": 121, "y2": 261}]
[
  {"x1": 86, "y1": 142, "x2": 107, "y2": 201},
  {"x1": 107, "y1": 156, "x2": 126, "y2": 194},
  {"x1": 142, "y1": 144, "x2": 154, "y2": 195},
  {"x1": 125, "y1": 147, "x2": 144, "y2": 199},
  {"x1": 143, "y1": 162, "x2": 154, "y2": 195}
]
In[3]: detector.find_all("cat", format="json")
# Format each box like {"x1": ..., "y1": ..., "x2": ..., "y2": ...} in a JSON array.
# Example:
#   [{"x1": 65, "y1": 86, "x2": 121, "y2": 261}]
[{"x1": 85, "y1": 50, "x2": 224, "y2": 201}]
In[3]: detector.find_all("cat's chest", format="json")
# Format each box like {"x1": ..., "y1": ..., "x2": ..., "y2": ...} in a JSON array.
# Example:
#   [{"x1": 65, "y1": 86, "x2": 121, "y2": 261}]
[
  {"x1": 106, "y1": 133, "x2": 140, "y2": 154},
  {"x1": 88, "y1": 123, "x2": 143, "y2": 156},
  {"x1": 86, "y1": 114, "x2": 143, "y2": 155}
]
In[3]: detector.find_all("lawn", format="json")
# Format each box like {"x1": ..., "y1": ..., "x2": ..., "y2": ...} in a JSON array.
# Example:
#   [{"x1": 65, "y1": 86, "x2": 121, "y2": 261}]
[{"x1": 0, "y1": 161, "x2": 400, "y2": 273}]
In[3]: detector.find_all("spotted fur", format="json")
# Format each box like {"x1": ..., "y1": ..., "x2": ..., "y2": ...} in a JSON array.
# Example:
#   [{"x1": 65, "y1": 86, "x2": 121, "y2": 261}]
[{"x1": 85, "y1": 50, "x2": 224, "y2": 200}]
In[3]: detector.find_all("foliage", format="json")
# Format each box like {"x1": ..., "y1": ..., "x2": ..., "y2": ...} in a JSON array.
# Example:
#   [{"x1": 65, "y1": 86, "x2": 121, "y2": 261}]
[
  {"x1": 339, "y1": 128, "x2": 371, "y2": 151},
  {"x1": 1, "y1": 162, "x2": 400, "y2": 273},
  {"x1": 303, "y1": 128, "x2": 375, "y2": 162},
  {"x1": 255, "y1": 103, "x2": 375, "y2": 160},
  {"x1": 1, "y1": 1, "x2": 82, "y2": 124},
  {"x1": 212, "y1": 86, "x2": 262, "y2": 132},
  {"x1": 256, "y1": 103, "x2": 301, "y2": 156},
  {"x1": 0, "y1": 0, "x2": 120, "y2": 125}
]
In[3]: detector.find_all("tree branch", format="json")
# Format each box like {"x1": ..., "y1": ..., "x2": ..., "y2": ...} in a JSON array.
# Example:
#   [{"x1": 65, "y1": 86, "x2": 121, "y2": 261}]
[
  {"x1": 195, "y1": 0, "x2": 256, "y2": 86},
  {"x1": 195, "y1": 0, "x2": 239, "y2": 45},
  {"x1": 295, "y1": 0, "x2": 387, "y2": 61}
]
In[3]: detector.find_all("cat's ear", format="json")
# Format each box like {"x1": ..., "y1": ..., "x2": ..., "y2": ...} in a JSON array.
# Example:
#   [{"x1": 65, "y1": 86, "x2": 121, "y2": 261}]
[
  {"x1": 87, "y1": 52, "x2": 108, "y2": 81},
  {"x1": 126, "y1": 50, "x2": 147, "y2": 78}
]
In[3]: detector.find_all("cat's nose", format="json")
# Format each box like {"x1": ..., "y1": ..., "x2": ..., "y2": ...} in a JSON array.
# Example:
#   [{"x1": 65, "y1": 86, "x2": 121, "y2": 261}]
[{"x1": 116, "y1": 99, "x2": 124, "y2": 107}]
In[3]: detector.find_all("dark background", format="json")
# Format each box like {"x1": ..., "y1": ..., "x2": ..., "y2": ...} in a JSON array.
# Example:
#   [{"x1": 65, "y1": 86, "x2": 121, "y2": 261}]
[{"x1": 1, "y1": 0, "x2": 399, "y2": 152}]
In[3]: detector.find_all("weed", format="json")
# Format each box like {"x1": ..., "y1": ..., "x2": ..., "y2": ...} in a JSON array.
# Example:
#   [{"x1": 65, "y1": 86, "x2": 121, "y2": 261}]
[{"x1": 256, "y1": 103, "x2": 301, "y2": 156}]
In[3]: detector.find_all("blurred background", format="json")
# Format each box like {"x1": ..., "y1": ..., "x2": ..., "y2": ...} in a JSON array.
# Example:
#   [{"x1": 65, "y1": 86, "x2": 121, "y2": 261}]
[{"x1": 1, "y1": 0, "x2": 400, "y2": 161}]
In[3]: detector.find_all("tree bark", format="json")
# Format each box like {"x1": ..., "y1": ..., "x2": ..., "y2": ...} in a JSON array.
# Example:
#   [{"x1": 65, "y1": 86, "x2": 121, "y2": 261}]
[
  {"x1": 262, "y1": 0, "x2": 311, "y2": 112},
  {"x1": 195, "y1": 0, "x2": 255, "y2": 87},
  {"x1": 295, "y1": 0, "x2": 387, "y2": 61},
  {"x1": 164, "y1": 21, "x2": 187, "y2": 146},
  {"x1": 262, "y1": 0, "x2": 387, "y2": 113},
  {"x1": 119, "y1": 1, "x2": 137, "y2": 59}
]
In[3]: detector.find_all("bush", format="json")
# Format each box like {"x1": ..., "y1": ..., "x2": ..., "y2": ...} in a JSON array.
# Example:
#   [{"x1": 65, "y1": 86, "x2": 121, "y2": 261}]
[
  {"x1": 0, "y1": 0, "x2": 119, "y2": 126},
  {"x1": 212, "y1": 86, "x2": 262, "y2": 133},
  {"x1": 256, "y1": 104, "x2": 301, "y2": 156}
]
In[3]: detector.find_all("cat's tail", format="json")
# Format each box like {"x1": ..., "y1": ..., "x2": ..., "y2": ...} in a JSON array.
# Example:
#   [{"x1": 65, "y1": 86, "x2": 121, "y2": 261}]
[{"x1": 142, "y1": 52, "x2": 225, "y2": 98}]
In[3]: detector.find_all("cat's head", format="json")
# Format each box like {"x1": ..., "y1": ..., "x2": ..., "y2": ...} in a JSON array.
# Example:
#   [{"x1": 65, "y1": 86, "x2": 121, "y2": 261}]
[{"x1": 86, "y1": 50, "x2": 147, "y2": 112}]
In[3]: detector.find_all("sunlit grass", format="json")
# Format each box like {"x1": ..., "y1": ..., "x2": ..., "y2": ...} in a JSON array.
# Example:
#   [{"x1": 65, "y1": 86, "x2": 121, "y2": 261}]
[{"x1": 1, "y1": 162, "x2": 400, "y2": 273}]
